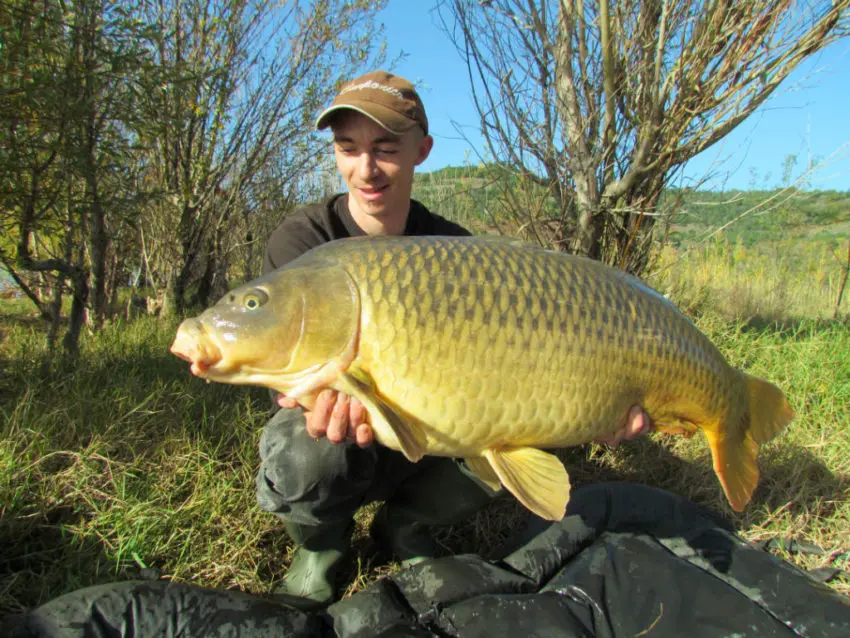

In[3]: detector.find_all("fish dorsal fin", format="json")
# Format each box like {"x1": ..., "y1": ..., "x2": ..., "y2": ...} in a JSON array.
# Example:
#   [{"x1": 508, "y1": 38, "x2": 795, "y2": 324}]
[
  {"x1": 463, "y1": 457, "x2": 503, "y2": 492},
  {"x1": 337, "y1": 368, "x2": 427, "y2": 462},
  {"x1": 483, "y1": 447, "x2": 571, "y2": 521}
]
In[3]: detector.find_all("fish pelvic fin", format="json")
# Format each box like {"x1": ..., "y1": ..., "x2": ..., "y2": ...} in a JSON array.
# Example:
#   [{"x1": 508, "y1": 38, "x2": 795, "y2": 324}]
[
  {"x1": 483, "y1": 447, "x2": 570, "y2": 521},
  {"x1": 336, "y1": 369, "x2": 427, "y2": 462},
  {"x1": 463, "y1": 456, "x2": 502, "y2": 492},
  {"x1": 705, "y1": 374, "x2": 794, "y2": 512}
]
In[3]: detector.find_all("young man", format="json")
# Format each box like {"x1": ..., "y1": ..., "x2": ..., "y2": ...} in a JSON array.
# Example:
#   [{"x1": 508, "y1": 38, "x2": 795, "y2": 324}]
[
  {"x1": 257, "y1": 71, "x2": 498, "y2": 607},
  {"x1": 257, "y1": 71, "x2": 651, "y2": 606}
]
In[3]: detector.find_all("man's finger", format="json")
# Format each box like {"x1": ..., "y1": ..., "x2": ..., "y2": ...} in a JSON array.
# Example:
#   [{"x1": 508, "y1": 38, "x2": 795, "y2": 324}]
[
  {"x1": 307, "y1": 390, "x2": 336, "y2": 438},
  {"x1": 354, "y1": 423, "x2": 373, "y2": 448},
  {"x1": 594, "y1": 405, "x2": 652, "y2": 448},
  {"x1": 623, "y1": 406, "x2": 651, "y2": 440},
  {"x1": 349, "y1": 398, "x2": 367, "y2": 428},
  {"x1": 277, "y1": 394, "x2": 298, "y2": 409},
  {"x1": 326, "y1": 393, "x2": 350, "y2": 444}
]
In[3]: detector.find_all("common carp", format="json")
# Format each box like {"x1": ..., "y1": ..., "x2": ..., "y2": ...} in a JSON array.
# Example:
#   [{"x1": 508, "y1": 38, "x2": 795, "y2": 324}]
[{"x1": 170, "y1": 236, "x2": 794, "y2": 520}]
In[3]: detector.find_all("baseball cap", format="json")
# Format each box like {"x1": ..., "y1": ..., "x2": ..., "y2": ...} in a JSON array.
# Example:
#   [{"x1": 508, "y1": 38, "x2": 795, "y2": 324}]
[{"x1": 315, "y1": 70, "x2": 429, "y2": 136}]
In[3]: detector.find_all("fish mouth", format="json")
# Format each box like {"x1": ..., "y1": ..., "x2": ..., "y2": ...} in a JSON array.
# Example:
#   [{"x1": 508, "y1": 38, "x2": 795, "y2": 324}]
[{"x1": 170, "y1": 319, "x2": 223, "y2": 377}]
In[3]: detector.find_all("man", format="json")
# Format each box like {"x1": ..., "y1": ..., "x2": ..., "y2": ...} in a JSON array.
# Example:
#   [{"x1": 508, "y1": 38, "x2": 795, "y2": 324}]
[{"x1": 257, "y1": 71, "x2": 651, "y2": 606}]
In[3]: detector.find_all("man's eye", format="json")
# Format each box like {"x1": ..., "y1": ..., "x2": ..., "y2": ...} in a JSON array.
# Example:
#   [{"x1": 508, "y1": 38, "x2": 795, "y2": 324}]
[{"x1": 376, "y1": 147, "x2": 398, "y2": 155}]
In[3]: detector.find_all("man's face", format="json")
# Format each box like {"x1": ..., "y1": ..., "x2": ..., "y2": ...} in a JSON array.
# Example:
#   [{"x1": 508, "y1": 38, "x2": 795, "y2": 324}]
[{"x1": 331, "y1": 112, "x2": 433, "y2": 227}]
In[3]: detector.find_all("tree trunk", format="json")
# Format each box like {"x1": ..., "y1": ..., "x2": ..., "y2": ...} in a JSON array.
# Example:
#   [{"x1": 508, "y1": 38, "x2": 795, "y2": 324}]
[
  {"x1": 571, "y1": 201, "x2": 605, "y2": 260},
  {"x1": 196, "y1": 224, "x2": 230, "y2": 307},
  {"x1": 46, "y1": 275, "x2": 64, "y2": 351},
  {"x1": 161, "y1": 269, "x2": 181, "y2": 318},
  {"x1": 63, "y1": 266, "x2": 89, "y2": 359},
  {"x1": 87, "y1": 181, "x2": 108, "y2": 326},
  {"x1": 83, "y1": 109, "x2": 109, "y2": 327},
  {"x1": 210, "y1": 224, "x2": 230, "y2": 303},
  {"x1": 195, "y1": 250, "x2": 214, "y2": 309},
  {"x1": 107, "y1": 251, "x2": 121, "y2": 313},
  {"x1": 834, "y1": 239, "x2": 850, "y2": 320}
]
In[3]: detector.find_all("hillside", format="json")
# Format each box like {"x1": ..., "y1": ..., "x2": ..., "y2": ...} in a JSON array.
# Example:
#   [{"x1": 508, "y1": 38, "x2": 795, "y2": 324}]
[
  {"x1": 414, "y1": 164, "x2": 850, "y2": 245},
  {"x1": 661, "y1": 188, "x2": 850, "y2": 247}
]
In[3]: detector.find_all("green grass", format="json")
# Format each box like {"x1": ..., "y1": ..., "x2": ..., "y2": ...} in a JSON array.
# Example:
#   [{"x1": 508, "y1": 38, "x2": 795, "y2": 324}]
[{"x1": 1, "y1": 285, "x2": 849, "y2": 616}]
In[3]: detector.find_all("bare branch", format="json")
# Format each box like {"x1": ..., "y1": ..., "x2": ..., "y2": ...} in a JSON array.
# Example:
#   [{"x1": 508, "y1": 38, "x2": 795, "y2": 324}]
[{"x1": 438, "y1": 0, "x2": 850, "y2": 272}]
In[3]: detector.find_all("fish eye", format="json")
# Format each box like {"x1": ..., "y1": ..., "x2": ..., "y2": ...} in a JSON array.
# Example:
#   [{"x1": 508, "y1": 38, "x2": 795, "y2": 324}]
[{"x1": 243, "y1": 289, "x2": 268, "y2": 310}]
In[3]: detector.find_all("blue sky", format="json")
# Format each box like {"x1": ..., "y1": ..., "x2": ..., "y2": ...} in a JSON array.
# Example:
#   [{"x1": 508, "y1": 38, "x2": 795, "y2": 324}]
[{"x1": 376, "y1": 2, "x2": 850, "y2": 192}]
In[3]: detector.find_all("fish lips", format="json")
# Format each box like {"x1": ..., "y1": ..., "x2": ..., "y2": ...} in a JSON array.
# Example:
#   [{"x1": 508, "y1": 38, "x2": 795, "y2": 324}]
[{"x1": 170, "y1": 320, "x2": 223, "y2": 376}]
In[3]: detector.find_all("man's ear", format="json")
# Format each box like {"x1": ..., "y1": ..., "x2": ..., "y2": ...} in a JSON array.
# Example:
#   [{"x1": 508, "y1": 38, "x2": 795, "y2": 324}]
[{"x1": 415, "y1": 135, "x2": 434, "y2": 166}]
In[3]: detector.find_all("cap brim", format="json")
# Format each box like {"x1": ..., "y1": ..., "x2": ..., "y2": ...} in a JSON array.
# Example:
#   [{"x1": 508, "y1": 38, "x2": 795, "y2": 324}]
[{"x1": 315, "y1": 101, "x2": 418, "y2": 135}]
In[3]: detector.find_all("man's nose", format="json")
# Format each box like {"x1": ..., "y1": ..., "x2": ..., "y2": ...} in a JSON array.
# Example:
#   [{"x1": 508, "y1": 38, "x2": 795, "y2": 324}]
[{"x1": 356, "y1": 152, "x2": 380, "y2": 180}]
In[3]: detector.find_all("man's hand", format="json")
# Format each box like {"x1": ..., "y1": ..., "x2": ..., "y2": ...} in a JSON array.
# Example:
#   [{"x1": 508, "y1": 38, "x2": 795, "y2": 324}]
[
  {"x1": 595, "y1": 405, "x2": 653, "y2": 448},
  {"x1": 277, "y1": 390, "x2": 373, "y2": 448},
  {"x1": 278, "y1": 391, "x2": 650, "y2": 451}
]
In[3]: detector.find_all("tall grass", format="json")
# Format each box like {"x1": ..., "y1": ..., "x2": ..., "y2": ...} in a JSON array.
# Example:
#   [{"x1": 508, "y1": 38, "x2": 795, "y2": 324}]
[
  {"x1": 0, "y1": 316, "x2": 281, "y2": 613},
  {"x1": 1, "y1": 242, "x2": 848, "y2": 615},
  {"x1": 650, "y1": 236, "x2": 849, "y2": 321}
]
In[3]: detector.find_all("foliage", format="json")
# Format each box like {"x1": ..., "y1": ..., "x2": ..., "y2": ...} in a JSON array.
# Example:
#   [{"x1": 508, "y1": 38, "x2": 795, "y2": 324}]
[
  {"x1": 0, "y1": 0, "x2": 153, "y2": 356},
  {"x1": 134, "y1": 0, "x2": 389, "y2": 316},
  {"x1": 436, "y1": 0, "x2": 850, "y2": 273},
  {"x1": 0, "y1": 0, "x2": 388, "y2": 356}
]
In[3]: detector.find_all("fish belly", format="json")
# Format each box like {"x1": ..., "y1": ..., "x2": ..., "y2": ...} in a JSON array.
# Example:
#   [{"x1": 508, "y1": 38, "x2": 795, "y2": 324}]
[{"x1": 333, "y1": 237, "x2": 739, "y2": 456}]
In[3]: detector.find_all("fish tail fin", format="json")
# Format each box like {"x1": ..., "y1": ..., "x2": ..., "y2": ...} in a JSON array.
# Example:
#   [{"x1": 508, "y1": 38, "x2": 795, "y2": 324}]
[
  {"x1": 705, "y1": 374, "x2": 794, "y2": 511},
  {"x1": 743, "y1": 373, "x2": 795, "y2": 445}
]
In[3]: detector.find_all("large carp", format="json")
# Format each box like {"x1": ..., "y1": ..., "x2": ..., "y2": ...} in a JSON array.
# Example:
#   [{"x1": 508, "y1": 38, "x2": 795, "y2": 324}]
[{"x1": 170, "y1": 236, "x2": 794, "y2": 520}]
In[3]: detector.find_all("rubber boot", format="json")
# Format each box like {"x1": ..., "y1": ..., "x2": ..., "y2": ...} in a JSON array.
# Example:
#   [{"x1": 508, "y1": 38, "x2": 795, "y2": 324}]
[
  {"x1": 371, "y1": 459, "x2": 502, "y2": 567},
  {"x1": 275, "y1": 519, "x2": 352, "y2": 608}
]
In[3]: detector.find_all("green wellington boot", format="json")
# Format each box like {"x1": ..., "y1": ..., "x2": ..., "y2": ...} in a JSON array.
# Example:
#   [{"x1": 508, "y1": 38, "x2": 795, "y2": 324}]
[
  {"x1": 275, "y1": 519, "x2": 352, "y2": 607},
  {"x1": 371, "y1": 459, "x2": 502, "y2": 567}
]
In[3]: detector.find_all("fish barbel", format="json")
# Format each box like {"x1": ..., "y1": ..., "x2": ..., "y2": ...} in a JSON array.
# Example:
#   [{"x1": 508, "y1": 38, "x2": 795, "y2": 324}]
[{"x1": 170, "y1": 236, "x2": 794, "y2": 520}]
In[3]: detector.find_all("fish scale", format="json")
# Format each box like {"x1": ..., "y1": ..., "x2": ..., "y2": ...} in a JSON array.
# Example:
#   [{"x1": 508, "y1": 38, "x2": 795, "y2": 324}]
[
  {"x1": 171, "y1": 235, "x2": 794, "y2": 520},
  {"x1": 356, "y1": 239, "x2": 674, "y2": 449}
]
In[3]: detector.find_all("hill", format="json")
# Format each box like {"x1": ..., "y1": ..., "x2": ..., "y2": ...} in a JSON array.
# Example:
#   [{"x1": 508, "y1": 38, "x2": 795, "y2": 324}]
[
  {"x1": 661, "y1": 188, "x2": 850, "y2": 247},
  {"x1": 416, "y1": 164, "x2": 849, "y2": 243}
]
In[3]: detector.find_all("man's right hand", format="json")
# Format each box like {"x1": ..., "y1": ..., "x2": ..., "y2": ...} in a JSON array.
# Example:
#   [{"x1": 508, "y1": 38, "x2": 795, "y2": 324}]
[{"x1": 277, "y1": 390, "x2": 373, "y2": 448}]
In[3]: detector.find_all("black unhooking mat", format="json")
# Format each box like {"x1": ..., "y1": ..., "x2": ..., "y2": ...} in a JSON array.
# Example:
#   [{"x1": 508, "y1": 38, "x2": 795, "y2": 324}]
[{"x1": 6, "y1": 484, "x2": 850, "y2": 637}]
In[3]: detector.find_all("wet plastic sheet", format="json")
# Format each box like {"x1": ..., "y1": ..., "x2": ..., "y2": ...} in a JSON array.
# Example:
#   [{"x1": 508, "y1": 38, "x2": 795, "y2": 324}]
[{"x1": 7, "y1": 484, "x2": 850, "y2": 637}]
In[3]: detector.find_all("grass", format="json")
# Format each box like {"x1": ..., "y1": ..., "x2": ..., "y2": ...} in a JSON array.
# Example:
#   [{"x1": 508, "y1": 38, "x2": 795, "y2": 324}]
[
  {"x1": 650, "y1": 235, "x2": 850, "y2": 321},
  {"x1": 1, "y1": 241, "x2": 849, "y2": 618}
]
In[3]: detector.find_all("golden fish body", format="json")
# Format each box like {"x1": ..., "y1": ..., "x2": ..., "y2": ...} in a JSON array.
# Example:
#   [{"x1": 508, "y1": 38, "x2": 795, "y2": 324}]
[{"x1": 171, "y1": 236, "x2": 793, "y2": 520}]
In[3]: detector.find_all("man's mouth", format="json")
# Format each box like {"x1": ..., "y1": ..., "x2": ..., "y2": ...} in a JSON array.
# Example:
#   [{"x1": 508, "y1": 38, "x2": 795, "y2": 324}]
[{"x1": 358, "y1": 184, "x2": 389, "y2": 201}]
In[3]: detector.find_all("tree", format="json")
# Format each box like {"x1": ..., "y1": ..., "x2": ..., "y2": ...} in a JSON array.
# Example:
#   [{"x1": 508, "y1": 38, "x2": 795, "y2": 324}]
[
  {"x1": 438, "y1": 0, "x2": 850, "y2": 273},
  {"x1": 134, "y1": 0, "x2": 387, "y2": 315},
  {"x1": 1, "y1": 0, "x2": 150, "y2": 356}
]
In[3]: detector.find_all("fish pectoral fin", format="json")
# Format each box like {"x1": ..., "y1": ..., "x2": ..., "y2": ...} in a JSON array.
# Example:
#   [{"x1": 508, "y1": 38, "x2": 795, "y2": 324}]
[
  {"x1": 337, "y1": 369, "x2": 427, "y2": 463},
  {"x1": 295, "y1": 390, "x2": 321, "y2": 412},
  {"x1": 463, "y1": 457, "x2": 503, "y2": 492},
  {"x1": 483, "y1": 447, "x2": 571, "y2": 521}
]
